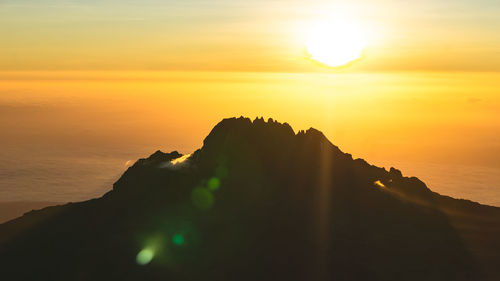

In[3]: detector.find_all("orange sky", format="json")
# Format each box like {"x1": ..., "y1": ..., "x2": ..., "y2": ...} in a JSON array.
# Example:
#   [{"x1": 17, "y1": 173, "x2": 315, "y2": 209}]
[
  {"x1": 0, "y1": 0, "x2": 499, "y2": 205},
  {"x1": 1, "y1": 70, "x2": 498, "y2": 167}
]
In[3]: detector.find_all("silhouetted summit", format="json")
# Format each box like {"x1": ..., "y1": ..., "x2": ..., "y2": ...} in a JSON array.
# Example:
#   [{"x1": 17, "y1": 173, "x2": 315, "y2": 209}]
[{"x1": 1, "y1": 117, "x2": 500, "y2": 281}]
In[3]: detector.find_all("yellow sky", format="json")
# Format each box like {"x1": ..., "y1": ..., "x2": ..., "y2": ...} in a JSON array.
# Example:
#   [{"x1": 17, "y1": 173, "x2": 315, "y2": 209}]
[
  {"x1": 1, "y1": 0, "x2": 499, "y2": 72},
  {"x1": 0, "y1": 1, "x2": 499, "y2": 205}
]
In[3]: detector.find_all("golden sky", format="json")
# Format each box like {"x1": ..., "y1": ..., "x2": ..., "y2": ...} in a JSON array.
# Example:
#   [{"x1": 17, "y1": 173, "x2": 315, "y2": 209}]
[
  {"x1": 1, "y1": 0, "x2": 499, "y2": 72},
  {"x1": 0, "y1": 0, "x2": 499, "y2": 205}
]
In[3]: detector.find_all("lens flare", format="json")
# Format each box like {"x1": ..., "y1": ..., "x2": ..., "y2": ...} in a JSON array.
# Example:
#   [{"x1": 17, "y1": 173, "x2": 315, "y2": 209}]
[
  {"x1": 172, "y1": 233, "x2": 185, "y2": 246},
  {"x1": 136, "y1": 248, "x2": 154, "y2": 265},
  {"x1": 191, "y1": 187, "x2": 214, "y2": 210},
  {"x1": 207, "y1": 177, "x2": 221, "y2": 191}
]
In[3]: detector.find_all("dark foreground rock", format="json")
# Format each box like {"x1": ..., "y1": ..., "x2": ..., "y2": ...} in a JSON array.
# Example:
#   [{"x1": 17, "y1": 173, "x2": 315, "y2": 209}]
[{"x1": 1, "y1": 117, "x2": 499, "y2": 281}]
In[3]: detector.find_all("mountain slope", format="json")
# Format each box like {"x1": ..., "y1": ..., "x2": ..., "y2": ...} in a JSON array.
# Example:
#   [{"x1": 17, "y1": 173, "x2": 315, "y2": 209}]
[{"x1": 1, "y1": 117, "x2": 499, "y2": 281}]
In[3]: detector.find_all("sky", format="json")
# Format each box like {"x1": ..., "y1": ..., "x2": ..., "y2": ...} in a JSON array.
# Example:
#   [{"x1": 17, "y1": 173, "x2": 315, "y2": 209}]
[
  {"x1": 0, "y1": 0, "x2": 499, "y2": 207},
  {"x1": 1, "y1": 0, "x2": 500, "y2": 72}
]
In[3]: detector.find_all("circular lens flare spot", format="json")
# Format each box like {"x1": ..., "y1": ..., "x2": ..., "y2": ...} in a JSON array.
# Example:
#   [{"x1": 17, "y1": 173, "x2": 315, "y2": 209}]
[
  {"x1": 191, "y1": 187, "x2": 214, "y2": 210},
  {"x1": 172, "y1": 233, "x2": 185, "y2": 246},
  {"x1": 136, "y1": 248, "x2": 154, "y2": 265},
  {"x1": 207, "y1": 177, "x2": 221, "y2": 191}
]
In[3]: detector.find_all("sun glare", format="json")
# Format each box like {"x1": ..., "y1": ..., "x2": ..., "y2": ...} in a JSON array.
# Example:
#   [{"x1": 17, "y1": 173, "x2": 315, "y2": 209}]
[{"x1": 305, "y1": 18, "x2": 367, "y2": 68}]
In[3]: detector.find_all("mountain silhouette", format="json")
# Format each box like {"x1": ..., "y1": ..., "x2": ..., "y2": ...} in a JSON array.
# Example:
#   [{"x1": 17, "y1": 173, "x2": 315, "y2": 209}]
[{"x1": 1, "y1": 117, "x2": 499, "y2": 281}]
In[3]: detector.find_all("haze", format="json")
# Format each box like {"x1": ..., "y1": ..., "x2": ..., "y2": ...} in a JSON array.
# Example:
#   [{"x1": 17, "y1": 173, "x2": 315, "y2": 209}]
[{"x1": 0, "y1": 0, "x2": 499, "y2": 208}]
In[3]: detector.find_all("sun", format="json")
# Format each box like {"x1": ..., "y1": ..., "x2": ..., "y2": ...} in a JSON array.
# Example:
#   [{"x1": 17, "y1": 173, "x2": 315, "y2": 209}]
[{"x1": 305, "y1": 18, "x2": 367, "y2": 68}]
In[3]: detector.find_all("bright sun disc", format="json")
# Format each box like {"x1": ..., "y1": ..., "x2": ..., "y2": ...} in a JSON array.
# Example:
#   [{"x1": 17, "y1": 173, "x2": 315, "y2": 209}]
[{"x1": 305, "y1": 19, "x2": 366, "y2": 67}]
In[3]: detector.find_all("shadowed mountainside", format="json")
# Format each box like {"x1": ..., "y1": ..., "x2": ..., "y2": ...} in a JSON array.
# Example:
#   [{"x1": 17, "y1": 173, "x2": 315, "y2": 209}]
[
  {"x1": 1, "y1": 117, "x2": 499, "y2": 281},
  {"x1": 0, "y1": 201, "x2": 62, "y2": 223}
]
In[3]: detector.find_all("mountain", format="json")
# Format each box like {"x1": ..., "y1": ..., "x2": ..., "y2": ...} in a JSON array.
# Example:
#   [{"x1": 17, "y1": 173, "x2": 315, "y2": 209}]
[
  {"x1": 1, "y1": 117, "x2": 499, "y2": 281},
  {"x1": 0, "y1": 201, "x2": 62, "y2": 224}
]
